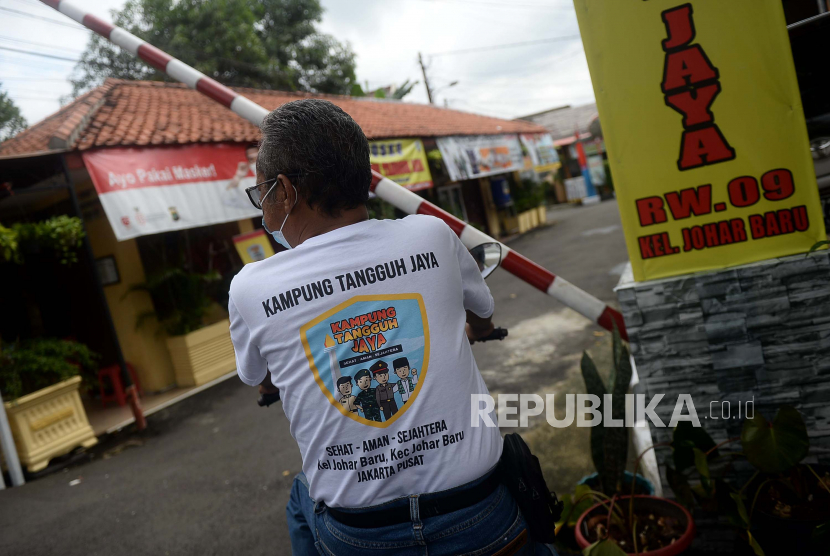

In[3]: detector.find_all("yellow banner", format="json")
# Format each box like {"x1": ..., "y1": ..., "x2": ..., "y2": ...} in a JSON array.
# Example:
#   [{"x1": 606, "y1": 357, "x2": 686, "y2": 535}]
[
  {"x1": 233, "y1": 229, "x2": 274, "y2": 264},
  {"x1": 574, "y1": 0, "x2": 825, "y2": 281},
  {"x1": 520, "y1": 133, "x2": 562, "y2": 173},
  {"x1": 370, "y1": 139, "x2": 433, "y2": 191}
]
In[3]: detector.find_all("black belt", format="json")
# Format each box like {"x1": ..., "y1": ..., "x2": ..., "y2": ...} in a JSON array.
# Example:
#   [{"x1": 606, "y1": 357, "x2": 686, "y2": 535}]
[{"x1": 327, "y1": 471, "x2": 501, "y2": 528}]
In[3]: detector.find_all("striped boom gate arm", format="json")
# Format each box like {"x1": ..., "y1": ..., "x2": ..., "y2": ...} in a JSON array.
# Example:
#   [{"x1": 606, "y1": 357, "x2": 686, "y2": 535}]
[
  {"x1": 370, "y1": 174, "x2": 627, "y2": 338},
  {"x1": 40, "y1": 0, "x2": 627, "y2": 340}
]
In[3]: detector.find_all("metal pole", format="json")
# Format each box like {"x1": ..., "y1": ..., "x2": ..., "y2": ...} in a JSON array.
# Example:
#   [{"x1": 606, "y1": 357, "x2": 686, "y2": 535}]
[
  {"x1": 0, "y1": 389, "x2": 25, "y2": 487},
  {"x1": 418, "y1": 52, "x2": 434, "y2": 105},
  {"x1": 787, "y1": 10, "x2": 830, "y2": 29},
  {"x1": 61, "y1": 155, "x2": 147, "y2": 430},
  {"x1": 37, "y1": 0, "x2": 628, "y2": 341}
]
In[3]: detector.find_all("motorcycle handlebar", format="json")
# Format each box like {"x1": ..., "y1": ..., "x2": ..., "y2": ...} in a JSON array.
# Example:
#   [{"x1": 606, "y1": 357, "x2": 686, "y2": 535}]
[
  {"x1": 257, "y1": 391, "x2": 281, "y2": 407},
  {"x1": 477, "y1": 327, "x2": 508, "y2": 342}
]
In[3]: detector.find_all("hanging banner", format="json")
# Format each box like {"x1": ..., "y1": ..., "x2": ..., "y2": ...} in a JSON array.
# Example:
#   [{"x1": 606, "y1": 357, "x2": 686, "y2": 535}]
[
  {"x1": 519, "y1": 133, "x2": 561, "y2": 173},
  {"x1": 369, "y1": 139, "x2": 433, "y2": 191},
  {"x1": 588, "y1": 155, "x2": 607, "y2": 187},
  {"x1": 233, "y1": 229, "x2": 275, "y2": 264},
  {"x1": 436, "y1": 135, "x2": 524, "y2": 181},
  {"x1": 574, "y1": 0, "x2": 826, "y2": 281},
  {"x1": 83, "y1": 144, "x2": 261, "y2": 241}
]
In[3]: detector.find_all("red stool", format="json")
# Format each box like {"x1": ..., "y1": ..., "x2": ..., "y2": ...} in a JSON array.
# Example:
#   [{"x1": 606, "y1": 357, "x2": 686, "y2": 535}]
[{"x1": 98, "y1": 363, "x2": 142, "y2": 408}]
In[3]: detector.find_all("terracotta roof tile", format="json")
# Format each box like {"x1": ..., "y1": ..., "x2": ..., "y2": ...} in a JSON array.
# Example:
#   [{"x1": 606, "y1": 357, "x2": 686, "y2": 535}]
[{"x1": 0, "y1": 79, "x2": 547, "y2": 157}]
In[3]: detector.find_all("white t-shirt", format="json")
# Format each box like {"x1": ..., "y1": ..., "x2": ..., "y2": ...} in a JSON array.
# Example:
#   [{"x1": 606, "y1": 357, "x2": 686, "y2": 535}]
[{"x1": 228, "y1": 215, "x2": 502, "y2": 508}]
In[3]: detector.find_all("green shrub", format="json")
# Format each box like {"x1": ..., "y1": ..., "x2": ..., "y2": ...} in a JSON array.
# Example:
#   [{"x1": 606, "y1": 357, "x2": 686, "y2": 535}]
[
  {"x1": 0, "y1": 339, "x2": 99, "y2": 400},
  {"x1": 512, "y1": 178, "x2": 545, "y2": 213},
  {"x1": 124, "y1": 268, "x2": 222, "y2": 336},
  {"x1": 0, "y1": 215, "x2": 85, "y2": 265}
]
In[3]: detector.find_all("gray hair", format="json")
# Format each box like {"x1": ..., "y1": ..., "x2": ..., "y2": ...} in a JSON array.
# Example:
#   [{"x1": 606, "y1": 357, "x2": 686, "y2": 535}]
[{"x1": 257, "y1": 99, "x2": 371, "y2": 216}]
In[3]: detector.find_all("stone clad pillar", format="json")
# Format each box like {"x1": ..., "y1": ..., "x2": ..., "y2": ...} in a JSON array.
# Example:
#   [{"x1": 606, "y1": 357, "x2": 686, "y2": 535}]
[{"x1": 616, "y1": 251, "x2": 830, "y2": 461}]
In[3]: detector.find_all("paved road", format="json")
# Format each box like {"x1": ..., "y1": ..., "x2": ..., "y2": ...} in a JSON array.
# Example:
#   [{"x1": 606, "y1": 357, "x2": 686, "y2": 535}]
[
  {"x1": 473, "y1": 199, "x2": 628, "y2": 394},
  {"x1": 0, "y1": 200, "x2": 629, "y2": 556},
  {"x1": 1, "y1": 377, "x2": 302, "y2": 556}
]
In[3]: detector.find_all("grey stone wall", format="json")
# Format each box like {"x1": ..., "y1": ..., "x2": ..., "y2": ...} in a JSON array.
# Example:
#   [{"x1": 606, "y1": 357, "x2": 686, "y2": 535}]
[
  {"x1": 617, "y1": 251, "x2": 830, "y2": 461},
  {"x1": 617, "y1": 252, "x2": 830, "y2": 554}
]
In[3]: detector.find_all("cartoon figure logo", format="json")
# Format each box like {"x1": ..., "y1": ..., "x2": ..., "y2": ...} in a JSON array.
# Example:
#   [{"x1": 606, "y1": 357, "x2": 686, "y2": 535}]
[
  {"x1": 300, "y1": 294, "x2": 429, "y2": 428},
  {"x1": 336, "y1": 376, "x2": 360, "y2": 415},
  {"x1": 392, "y1": 357, "x2": 418, "y2": 404}
]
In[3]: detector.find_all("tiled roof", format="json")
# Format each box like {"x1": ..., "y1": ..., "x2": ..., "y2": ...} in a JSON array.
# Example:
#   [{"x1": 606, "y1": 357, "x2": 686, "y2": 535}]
[
  {"x1": 516, "y1": 103, "x2": 599, "y2": 141},
  {"x1": 0, "y1": 82, "x2": 116, "y2": 158},
  {"x1": 0, "y1": 79, "x2": 547, "y2": 158}
]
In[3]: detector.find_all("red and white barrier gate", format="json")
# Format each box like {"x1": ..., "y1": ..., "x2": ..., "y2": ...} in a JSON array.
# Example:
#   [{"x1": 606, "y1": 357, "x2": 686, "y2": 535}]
[{"x1": 40, "y1": 0, "x2": 628, "y2": 340}]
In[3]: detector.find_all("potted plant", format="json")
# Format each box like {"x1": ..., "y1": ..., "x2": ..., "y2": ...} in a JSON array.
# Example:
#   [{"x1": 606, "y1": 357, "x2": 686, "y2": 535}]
[
  {"x1": 553, "y1": 331, "x2": 691, "y2": 555},
  {"x1": 125, "y1": 268, "x2": 235, "y2": 387},
  {"x1": 512, "y1": 178, "x2": 547, "y2": 233},
  {"x1": 555, "y1": 449, "x2": 695, "y2": 555},
  {"x1": 562, "y1": 438, "x2": 696, "y2": 555},
  {"x1": 665, "y1": 405, "x2": 830, "y2": 556},
  {"x1": 0, "y1": 338, "x2": 99, "y2": 473}
]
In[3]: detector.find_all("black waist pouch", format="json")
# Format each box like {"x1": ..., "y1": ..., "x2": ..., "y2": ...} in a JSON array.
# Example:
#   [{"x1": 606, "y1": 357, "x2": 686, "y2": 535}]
[{"x1": 497, "y1": 433, "x2": 563, "y2": 544}]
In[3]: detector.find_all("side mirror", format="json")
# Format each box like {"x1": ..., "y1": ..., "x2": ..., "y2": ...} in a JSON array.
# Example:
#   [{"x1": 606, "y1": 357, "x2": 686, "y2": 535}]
[{"x1": 469, "y1": 242, "x2": 503, "y2": 279}]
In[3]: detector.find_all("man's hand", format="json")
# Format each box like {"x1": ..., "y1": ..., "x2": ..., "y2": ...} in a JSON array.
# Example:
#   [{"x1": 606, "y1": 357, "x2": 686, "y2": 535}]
[
  {"x1": 258, "y1": 372, "x2": 279, "y2": 395},
  {"x1": 466, "y1": 310, "x2": 494, "y2": 344},
  {"x1": 259, "y1": 383, "x2": 279, "y2": 395}
]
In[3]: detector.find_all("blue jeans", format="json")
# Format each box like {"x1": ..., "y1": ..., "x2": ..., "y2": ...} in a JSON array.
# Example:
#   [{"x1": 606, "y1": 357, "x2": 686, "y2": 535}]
[{"x1": 286, "y1": 472, "x2": 558, "y2": 556}]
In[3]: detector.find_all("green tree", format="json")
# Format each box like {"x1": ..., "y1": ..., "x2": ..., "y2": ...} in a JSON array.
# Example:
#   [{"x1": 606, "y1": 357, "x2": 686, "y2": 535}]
[
  {"x1": 69, "y1": 0, "x2": 357, "y2": 96},
  {"x1": 0, "y1": 86, "x2": 27, "y2": 142}
]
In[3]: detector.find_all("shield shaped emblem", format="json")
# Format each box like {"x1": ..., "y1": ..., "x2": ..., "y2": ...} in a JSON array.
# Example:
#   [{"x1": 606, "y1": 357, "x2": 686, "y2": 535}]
[{"x1": 299, "y1": 293, "x2": 430, "y2": 428}]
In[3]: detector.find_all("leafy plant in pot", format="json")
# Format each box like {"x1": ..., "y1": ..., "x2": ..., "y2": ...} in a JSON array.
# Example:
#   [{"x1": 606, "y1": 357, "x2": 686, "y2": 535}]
[
  {"x1": 665, "y1": 405, "x2": 830, "y2": 556},
  {"x1": 0, "y1": 338, "x2": 99, "y2": 400},
  {"x1": 0, "y1": 338, "x2": 100, "y2": 472},
  {"x1": 555, "y1": 331, "x2": 695, "y2": 554},
  {"x1": 124, "y1": 267, "x2": 222, "y2": 336},
  {"x1": 554, "y1": 331, "x2": 637, "y2": 544},
  {"x1": 568, "y1": 436, "x2": 696, "y2": 555}
]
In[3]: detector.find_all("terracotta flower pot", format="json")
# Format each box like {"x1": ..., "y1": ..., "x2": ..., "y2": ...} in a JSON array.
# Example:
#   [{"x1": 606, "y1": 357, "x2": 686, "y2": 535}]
[{"x1": 575, "y1": 495, "x2": 695, "y2": 556}]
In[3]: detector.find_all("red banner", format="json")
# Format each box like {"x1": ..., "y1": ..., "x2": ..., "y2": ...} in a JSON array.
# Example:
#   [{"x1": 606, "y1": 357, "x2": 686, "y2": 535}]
[{"x1": 83, "y1": 143, "x2": 260, "y2": 240}]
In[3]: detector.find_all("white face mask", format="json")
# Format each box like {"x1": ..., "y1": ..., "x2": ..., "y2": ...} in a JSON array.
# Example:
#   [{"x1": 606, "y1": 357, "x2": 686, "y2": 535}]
[{"x1": 263, "y1": 182, "x2": 298, "y2": 250}]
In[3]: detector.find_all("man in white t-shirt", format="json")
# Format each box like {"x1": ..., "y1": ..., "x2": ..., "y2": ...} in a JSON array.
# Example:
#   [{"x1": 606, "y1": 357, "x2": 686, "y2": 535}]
[{"x1": 229, "y1": 99, "x2": 553, "y2": 555}]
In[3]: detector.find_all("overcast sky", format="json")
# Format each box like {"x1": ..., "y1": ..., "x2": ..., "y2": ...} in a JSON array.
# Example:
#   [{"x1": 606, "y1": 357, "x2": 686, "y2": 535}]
[{"x1": 0, "y1": 0, "x2": 596, "y2": 127}]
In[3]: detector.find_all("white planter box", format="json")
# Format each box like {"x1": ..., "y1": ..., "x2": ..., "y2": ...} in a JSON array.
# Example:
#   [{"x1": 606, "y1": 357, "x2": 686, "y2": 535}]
[
  {"x1": 166, "y1": 319, "x2": 236, "y2": 387},
  {"x1": 4, "y1": 376, "x2": 97, "y2": 473}
]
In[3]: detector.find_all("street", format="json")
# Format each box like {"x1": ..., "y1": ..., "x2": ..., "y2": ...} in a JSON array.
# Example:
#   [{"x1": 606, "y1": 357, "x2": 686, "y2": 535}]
[{"x1": 0, "y1": 200, "x2": 629, "y2": 556}]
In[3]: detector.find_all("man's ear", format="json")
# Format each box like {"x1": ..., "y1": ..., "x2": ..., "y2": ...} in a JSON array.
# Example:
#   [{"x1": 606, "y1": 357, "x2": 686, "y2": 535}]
[{"x1": 277, "y1": 174, "x2": 295, "y2": 211}]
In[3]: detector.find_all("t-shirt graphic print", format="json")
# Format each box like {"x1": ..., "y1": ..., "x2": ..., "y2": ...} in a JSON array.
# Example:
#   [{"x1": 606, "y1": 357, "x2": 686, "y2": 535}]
[
  {"x1": 301, "y1": 294, "x2": 428, "y2": 426},
  {"x1": 228, "y1": 215, "x2": 502, "y2": 508}
]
